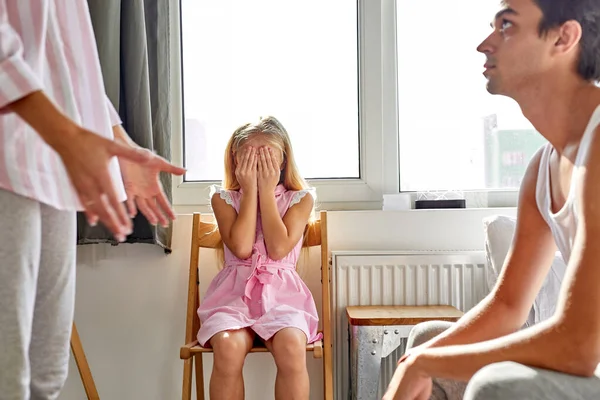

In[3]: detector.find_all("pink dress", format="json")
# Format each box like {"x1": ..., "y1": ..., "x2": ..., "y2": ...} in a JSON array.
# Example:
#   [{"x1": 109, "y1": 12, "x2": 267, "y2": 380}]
[{"x1": 197, "y1": 184, "x2": 322, "y2": 347}]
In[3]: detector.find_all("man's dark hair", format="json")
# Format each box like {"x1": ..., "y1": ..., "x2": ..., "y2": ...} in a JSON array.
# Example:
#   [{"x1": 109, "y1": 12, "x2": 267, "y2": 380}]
[{"x1": 534, "y1": 0, "x2": 600, "y2": 81}]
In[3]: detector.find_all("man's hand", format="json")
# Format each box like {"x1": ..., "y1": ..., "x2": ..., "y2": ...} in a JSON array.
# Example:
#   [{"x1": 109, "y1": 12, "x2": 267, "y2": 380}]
[{"x1": 383, "y1": 356, "x2": 432, "y2": 400}]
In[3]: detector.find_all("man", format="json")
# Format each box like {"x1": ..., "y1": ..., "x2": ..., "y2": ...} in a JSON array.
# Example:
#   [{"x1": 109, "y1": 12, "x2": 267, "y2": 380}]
[
  {"x1": 384, "y1": 0, "x2": 600, "y2": 399},
  {"x1": 0, "y1": 1, "x2": 185, "y2": 399}
]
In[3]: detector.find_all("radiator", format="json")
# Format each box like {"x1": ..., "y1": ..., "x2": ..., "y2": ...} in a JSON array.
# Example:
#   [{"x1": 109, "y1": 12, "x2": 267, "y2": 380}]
[{"x1": 331, "y1": 251, "x2": 489, "y2": 399}]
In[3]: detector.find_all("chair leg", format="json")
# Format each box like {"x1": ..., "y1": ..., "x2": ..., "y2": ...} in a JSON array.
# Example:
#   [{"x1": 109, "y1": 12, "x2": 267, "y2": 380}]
[
  {"x1": 323, "y1": 344, "x2": 334, "y2": 400},
  {"x1": 182, "y1": 358, "x2": 193, "y2": 400},
  {"x1": 194, "y1": 355, "x2": 205, "y2": 400},
  {"x1": 70, "y1": 323, "x2": 100, "y2": 400},
  {"x1": 324, "y1": 367, "x2": 334, "y2": 399}
]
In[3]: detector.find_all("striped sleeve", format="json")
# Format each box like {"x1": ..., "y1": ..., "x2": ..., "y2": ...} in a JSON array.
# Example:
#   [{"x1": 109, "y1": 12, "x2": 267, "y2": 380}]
[
  {"x1": 0, "y1": 1, "x2": 44, "y2": 110},
  {"x1": 105, "y1": 94, "x2": 121, "y2": 126}
]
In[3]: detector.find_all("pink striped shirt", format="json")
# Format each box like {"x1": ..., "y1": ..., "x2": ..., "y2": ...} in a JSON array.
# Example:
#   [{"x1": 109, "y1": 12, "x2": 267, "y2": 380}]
[{"x1": 0, "y1": 0, "x2": 125, "y2": 211}]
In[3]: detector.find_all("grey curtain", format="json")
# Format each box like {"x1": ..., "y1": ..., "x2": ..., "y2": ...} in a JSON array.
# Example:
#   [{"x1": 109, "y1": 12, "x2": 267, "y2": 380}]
[{"x1": 77, "y1": 0, "x2": 174, "y2": 252}]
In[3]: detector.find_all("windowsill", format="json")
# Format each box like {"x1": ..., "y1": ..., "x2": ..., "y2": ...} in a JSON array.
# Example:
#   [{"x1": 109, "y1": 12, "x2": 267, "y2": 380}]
[
  {"x1": 172, "y1": 178, "x2": 386, "y2": 210},
  {"x1": 172, "y1": 189, "x2": 519, "y2": 214},
  {"x1": 383, "y1": 190, "x2": 519, "y2": 211}
]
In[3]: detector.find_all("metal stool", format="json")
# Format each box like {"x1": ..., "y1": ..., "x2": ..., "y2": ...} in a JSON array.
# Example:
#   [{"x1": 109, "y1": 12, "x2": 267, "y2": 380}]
[{"x1": 347, "y1": 305, "x2": 463, "y2": 400}]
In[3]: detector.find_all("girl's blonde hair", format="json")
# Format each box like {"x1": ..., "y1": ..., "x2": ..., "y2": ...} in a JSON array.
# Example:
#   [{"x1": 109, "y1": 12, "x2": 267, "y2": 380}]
[
  {"x1": 222, "y1": 116, "x2": 308, "y2": 192},
  {"x1": 212, "y1": 116, "x2": 316, "y2": 268}
]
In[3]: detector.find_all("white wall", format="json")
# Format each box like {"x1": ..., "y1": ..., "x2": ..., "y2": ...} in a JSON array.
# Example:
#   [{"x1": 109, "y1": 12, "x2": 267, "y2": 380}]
[{"x1": 59, "y1": 208, "x2": 516, "y2": 400}]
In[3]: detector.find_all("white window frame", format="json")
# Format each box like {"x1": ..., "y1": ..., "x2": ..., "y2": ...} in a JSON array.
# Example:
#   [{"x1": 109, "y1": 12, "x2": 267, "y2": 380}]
[
  {"x1": 391, "y1": 0, "x2": 519, "y2": 209},
  {"x1": 169, "y1": 0, "x2": 400, "y2": 212},
  {"x1": 169, "y1": 0, "x2": 518, "y2": 212}
]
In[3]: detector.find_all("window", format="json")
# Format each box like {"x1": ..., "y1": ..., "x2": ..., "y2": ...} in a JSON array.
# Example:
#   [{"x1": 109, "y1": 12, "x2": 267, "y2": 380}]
[
  {"x1": 172, "y1": 0, "x2": 528, "y2": 210},
  {"x1": 396, "y1": 1, "x2": 546, "y2": 192},
  {"x1": 180, "y1": 0, "x2": 360, "y2": 182}
]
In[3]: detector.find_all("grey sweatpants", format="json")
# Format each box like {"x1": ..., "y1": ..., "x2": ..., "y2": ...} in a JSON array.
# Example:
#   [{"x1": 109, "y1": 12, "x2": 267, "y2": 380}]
[
  {"x1": 0, "y1": 189, "x2": 76, "y2": 400},
  {"x1": 408, "y1": 321, "x2": 600, "y2": 400}
]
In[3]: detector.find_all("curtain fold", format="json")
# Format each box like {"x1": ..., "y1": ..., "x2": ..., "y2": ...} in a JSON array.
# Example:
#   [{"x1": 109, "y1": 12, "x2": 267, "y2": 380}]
[{"x1": 78, "y1": 0, "x2": 174, "y2": 252}]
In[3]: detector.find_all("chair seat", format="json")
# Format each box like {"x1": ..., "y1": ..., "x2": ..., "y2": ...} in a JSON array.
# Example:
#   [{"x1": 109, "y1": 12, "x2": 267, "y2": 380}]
[
  {"x1": 181, "y1": 339, "x2": 323, "y2": 359},
  {"x1": 346, "y1": 305, "x2": 463, "y2": 326}
]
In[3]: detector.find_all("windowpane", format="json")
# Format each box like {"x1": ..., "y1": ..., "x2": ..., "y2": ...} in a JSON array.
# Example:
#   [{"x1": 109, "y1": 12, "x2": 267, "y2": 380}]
[
  {"x1": 397, "y1": 1, "x2": 546, "y2": 192},
  {"x1": 181, "y1": 0, "x2": 359, "y2": 182}
]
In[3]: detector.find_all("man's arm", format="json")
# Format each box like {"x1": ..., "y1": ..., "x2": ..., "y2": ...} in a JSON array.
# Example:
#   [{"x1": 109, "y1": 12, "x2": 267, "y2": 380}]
[
  {"x1": 411, "y1": 134, "x2": 600, "y2": 380},
  {"x1": 411, "y1": 148, "x2": 557, "y2": 353}
]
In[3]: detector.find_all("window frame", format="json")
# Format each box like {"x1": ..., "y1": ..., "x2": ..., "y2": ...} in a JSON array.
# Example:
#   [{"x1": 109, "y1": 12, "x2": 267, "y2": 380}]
[
  {"x1": 170, "y1": 0, "x2": 401, "y2": 211},
  {"x1": 169, "y1": 0, "x2": 519, "y2": 212}
]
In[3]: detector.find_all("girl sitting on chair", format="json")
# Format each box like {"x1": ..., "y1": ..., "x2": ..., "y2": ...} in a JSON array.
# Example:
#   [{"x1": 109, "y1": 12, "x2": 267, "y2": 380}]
[{"x1": 197, "y1": 116, "x2": 321, "y2": 400}]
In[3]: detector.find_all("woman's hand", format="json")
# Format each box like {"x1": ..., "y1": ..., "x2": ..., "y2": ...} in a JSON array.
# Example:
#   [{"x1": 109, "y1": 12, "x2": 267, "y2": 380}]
[
  {"x1": 53, "y1": 128, "x2": 153, "y2": 240},
  {"x1": 118, "y1": 147, "x2": 185, "y2": 228},
  {"x1": 257, "y1": 147, "x2": 281, "y2": 194}
]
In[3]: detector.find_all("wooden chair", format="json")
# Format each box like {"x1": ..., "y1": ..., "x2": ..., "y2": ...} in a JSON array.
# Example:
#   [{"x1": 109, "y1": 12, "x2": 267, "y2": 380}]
[
  {"x1": 70, "y1": 322, "x2": 100, "y2": 399},
  {"x1": 180, "y1": 211, "x2": 333, "y2": 400}
]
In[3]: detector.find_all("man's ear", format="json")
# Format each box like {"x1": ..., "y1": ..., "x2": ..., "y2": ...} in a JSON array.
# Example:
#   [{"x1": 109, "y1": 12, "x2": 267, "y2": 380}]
[{"x1": 553, "y1": 20, "x2": 582, "y2": 56}]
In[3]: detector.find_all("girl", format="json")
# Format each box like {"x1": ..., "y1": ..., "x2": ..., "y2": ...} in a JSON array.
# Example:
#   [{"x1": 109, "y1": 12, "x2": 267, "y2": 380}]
[{"x1": 198, "y1": 116, "x2": 320, "y2": 400}]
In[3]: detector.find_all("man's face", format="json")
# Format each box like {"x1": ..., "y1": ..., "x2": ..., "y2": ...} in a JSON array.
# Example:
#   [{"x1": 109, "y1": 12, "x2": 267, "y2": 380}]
[{"x1": 477, "y1": 0, "x2": 554, "y2": 97}]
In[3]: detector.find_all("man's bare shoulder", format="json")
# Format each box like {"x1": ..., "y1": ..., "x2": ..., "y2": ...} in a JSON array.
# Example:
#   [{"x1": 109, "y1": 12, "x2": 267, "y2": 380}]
[
  {"x1": 575, "y1": 123, "x2": 600, "y2": 193},
  {"x1": 527, "y1": 145, "x2": 546, "y2": 172},
  {"x1": 519, "y1": 145, "x2": 546, "y2": 197},
  {"x1": 579, "y1": 123, "x2": 600, "y2": 166}
]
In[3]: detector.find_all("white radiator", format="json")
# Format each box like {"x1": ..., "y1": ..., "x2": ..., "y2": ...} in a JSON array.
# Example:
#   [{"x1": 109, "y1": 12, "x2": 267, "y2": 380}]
[{"x1": 331, "y1": 251, "x2": 489, "y2": 399}]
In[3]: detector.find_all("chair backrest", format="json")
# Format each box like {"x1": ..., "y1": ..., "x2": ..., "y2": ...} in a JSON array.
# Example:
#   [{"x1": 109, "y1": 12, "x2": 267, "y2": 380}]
[
  {"x1": 184, "y1": 211, "x2": 331, "y2": 348},
  {"x1": 194, "y1": 216, "x2": 322, "y2": 249}
]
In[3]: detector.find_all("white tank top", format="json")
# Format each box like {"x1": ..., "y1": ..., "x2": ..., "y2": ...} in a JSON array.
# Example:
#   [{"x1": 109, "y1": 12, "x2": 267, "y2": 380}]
[{"x1": 536, "y1": 105, "x2": 600, "y2": 263}]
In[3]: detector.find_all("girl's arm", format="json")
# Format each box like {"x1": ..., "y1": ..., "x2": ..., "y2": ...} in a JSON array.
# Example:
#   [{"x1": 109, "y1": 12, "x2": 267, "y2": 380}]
[
  {"x1": 212, "y1": 190, "x2": 258, "y2": 260},
  {"x1": 260, "y1": 193, "x2": 313, "y2": 261},
  {"x1": 213, "y1": 147, "x2": 259, "y2": 260}
]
